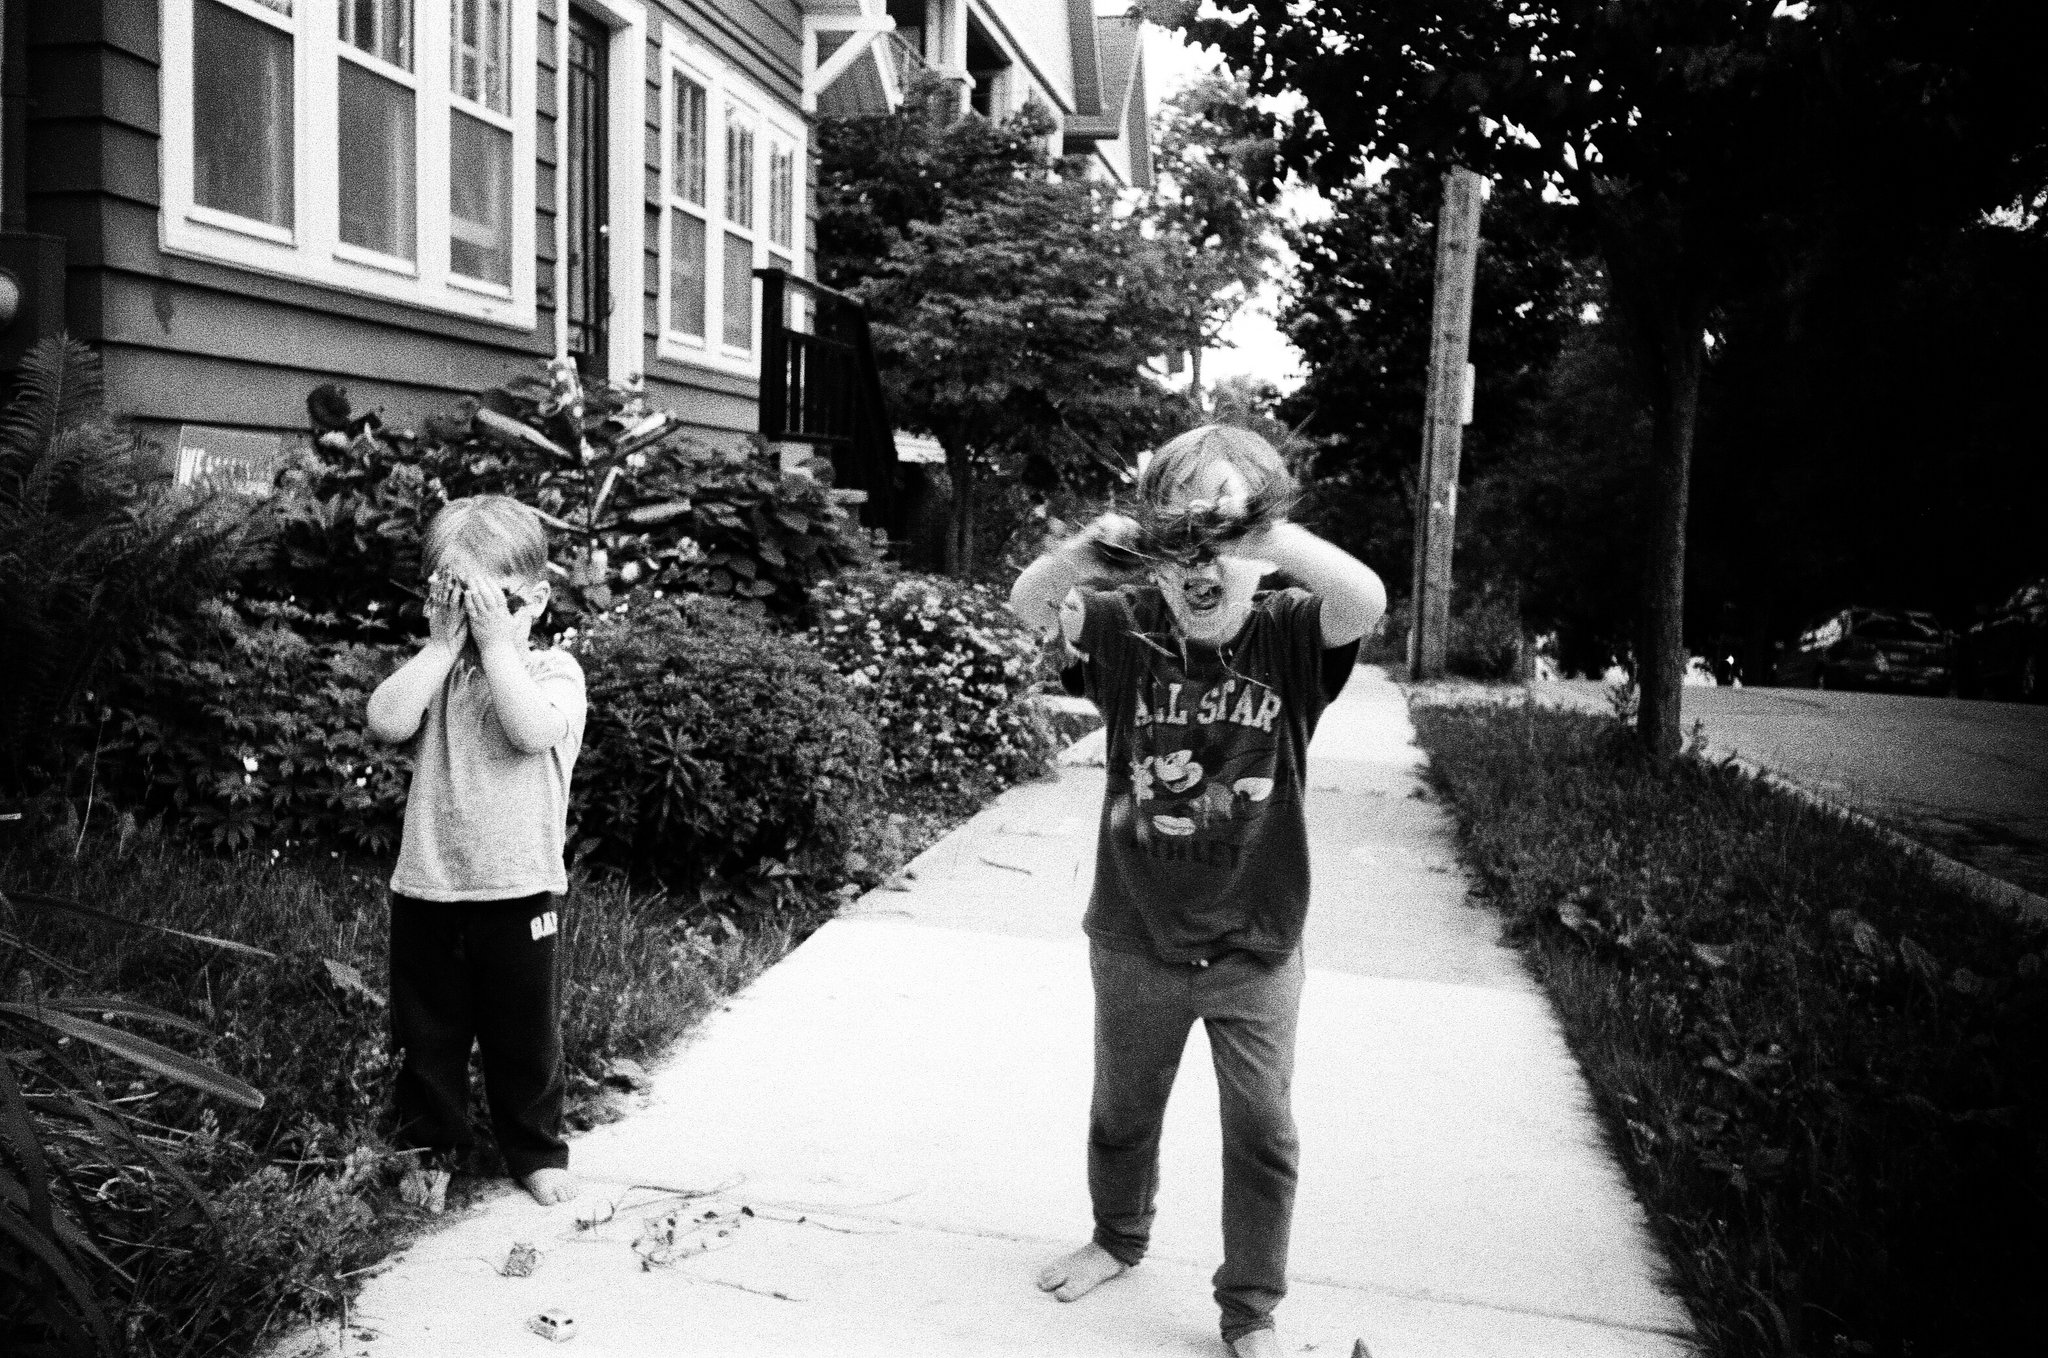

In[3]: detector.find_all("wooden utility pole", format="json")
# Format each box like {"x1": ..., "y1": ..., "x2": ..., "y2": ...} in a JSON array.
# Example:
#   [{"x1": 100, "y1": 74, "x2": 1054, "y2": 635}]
[{"x1": 1408, "y1": 167, "x2": 1485, "y2": 680}]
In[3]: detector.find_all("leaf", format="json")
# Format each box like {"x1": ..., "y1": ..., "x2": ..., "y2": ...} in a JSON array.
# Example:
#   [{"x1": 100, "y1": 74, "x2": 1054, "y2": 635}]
[
  {"x1": 1948, "y1": 967, "x2": 1989, "y2": 997},
  {"x1": 0, "y1": 1007, "x2": 264, "y2": 1109},
  {"x1": 625, "y1": 500, "x2": 693, "y2": 526},
  {"x1": 320, "y1": 958, "x2": 388, "y2": 1009},
  {"x1": 0, "y1": 1165, "x2": 117, "y2": 1272},
  {"x1": 1691, "y1": 942, "x2": 1739, "y2": 970},
  {"x1": 1828, "y1": 908, "x2": 1886, "y2": 962},
  {"x1": 474, "y1": 408, "x2": 577, "y2": 463},
  {"x1": 1, "y1": 891, "x2": 277, "y2": 960},
  {"x1": 1899, "y1": 935, "x2": 1942, "y2": 985},
  {"x1": 32, "y1": 997, "x2": 205, "y2": 1035}
]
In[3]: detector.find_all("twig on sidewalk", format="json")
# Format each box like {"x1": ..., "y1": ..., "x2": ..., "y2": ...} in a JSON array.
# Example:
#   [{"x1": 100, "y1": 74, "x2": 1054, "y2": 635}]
[
  {"x1": 695, "y1": 1275, "x2": 804, "y2": 1303},
  {"x1": 978, "y1": 856, "x2": 1033, "y2": 875},
  {"x1": 745, "y1": 1207, "x2": 890, "y2": 1235}
]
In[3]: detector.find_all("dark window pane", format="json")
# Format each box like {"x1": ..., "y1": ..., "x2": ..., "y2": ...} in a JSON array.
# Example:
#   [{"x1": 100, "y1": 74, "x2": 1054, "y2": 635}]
[
  {"x1": 723, "y1": 231, "x2": 752, "y2": 348},
  {"x1": 451, "y1": 110, "x2": 512, "y2": 284},
  {"x1": 339, "y1": 61, "x2": 417, "y2": 258},
  {"x1": 671, "y1": 210, "x2": 706, "y2": 338},
  {"x1": 194, "y1": 0, "x2": 295, "y2": 228}
]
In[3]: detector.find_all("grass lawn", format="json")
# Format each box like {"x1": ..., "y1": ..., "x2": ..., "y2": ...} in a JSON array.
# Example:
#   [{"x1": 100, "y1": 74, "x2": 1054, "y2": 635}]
[
  {"x1": 1409, "y1": 700, "x2": 2048, "y2": 1358},
  {"x1": 0, "y1": 781, "x2": 984, "y2": 1357}
]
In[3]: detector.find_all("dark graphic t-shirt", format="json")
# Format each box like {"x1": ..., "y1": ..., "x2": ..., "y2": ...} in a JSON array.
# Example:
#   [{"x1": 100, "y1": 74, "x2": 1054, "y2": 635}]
[{"x1": 1067, "y1": 585, "x2": 1356, "y2": 963}]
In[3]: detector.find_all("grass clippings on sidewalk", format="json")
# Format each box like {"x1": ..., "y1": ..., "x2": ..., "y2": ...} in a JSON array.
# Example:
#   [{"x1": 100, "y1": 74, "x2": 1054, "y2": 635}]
[{"x1": 1410, "y1": 702, "x2": 2048, "y2": 1358}]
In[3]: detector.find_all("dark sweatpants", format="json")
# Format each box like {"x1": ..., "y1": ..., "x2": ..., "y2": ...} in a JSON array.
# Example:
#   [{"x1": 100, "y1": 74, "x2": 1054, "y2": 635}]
[
  {"x1": 1087, "y1": 941, "x2": 1305, "y2": 1344},
  {"x1": 388, "y1": 892, "x2": 567, "y2": 1178}
]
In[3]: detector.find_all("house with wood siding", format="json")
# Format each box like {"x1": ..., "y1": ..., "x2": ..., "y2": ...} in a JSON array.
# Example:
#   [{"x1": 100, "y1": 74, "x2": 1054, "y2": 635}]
[{"x1": 0, "y1": 0, "x2": 1150, "y2": 493}]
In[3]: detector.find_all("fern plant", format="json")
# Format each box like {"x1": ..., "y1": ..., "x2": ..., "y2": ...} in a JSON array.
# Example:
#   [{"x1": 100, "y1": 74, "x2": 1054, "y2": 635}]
[{"x1": 0, "y1": 338, "x2": 272, "y2": 798}]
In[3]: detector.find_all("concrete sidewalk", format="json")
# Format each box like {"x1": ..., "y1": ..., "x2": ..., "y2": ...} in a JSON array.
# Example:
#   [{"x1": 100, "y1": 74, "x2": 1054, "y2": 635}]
[{"x1": 279, "y1": 668, "x2": 1694, "y2": 1358}]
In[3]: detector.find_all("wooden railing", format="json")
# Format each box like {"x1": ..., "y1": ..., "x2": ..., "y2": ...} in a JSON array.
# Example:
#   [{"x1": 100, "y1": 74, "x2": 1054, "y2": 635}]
[{"x1": 755, "y1": 268, "x2": 902, "y2": 536}]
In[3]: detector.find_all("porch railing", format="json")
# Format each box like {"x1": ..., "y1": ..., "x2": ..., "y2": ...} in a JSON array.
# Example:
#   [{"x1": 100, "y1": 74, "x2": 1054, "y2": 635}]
[{"x1": 755, "y1": 268, "x2": 902, "y2": 537}]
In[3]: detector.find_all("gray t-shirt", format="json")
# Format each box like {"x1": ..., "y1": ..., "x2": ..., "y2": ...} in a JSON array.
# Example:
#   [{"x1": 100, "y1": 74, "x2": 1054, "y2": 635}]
[
  {"x1": 1072, "y1": 585, "x2": 1350, "y2": 962},
  {"x1": 389, "y1": 647, "x2": 586, "y2": 902}
]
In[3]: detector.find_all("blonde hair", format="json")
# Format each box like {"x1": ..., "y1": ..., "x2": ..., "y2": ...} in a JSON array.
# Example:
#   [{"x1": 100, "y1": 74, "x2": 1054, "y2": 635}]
[
  {"x1": 422, "y1": 495, "x2": 549, "y2": 583},
  {"x1": 1134, "y1": 425, "x2": 1296, "y2": 559}
]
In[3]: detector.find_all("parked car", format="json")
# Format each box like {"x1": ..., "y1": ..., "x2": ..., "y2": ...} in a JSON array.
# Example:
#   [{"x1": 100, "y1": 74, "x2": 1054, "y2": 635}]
[
  {"x1": 1773, "y1": 607, "x2": 1954, "y2": 693},
  {"x1": 1958, "y1": 577, "x2": 2048, "y2": 701}
]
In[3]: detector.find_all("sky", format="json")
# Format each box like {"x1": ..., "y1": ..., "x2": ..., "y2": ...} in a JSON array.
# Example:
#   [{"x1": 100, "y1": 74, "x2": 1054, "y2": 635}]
[{"x1": 1136, "y1": 13, "x2": 1328, "y2": 398}]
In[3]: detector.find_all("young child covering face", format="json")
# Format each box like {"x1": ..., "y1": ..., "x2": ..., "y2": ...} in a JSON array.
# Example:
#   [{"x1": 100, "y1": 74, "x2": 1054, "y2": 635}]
[
  {"x1": 1010, "y1": 426, "x2": 1387, "y2": 1358},
  {"x1": 365, "y1": 495, "x2": 588, "y2": 1210}
]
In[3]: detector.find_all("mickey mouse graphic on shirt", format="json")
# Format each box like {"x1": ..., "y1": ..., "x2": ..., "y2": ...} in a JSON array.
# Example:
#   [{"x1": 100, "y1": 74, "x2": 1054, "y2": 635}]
[{"x1": 1125, "y1": 667, "x2": 1284, "y2": 854}]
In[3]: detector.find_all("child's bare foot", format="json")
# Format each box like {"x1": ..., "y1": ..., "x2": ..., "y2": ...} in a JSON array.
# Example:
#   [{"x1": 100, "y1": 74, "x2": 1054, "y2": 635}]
[
  {"x1": 520, "y1": 1167, "x2": 579, "y2": 1206},
  {"x1": 1228, "y1": 1329, "x2": 1284, "y2": 1358},
  {"x1": 1036, "y1": 1242, "x2": 1128, "y2": 1302}
]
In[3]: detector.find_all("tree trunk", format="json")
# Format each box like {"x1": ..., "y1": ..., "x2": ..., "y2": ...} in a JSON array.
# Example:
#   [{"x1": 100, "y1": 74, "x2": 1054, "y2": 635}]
[
  {"x1": 1637, "y1": 327, "x2": 1703, "y2": 757},
  {"x1": 1599, "y1": 224, "x2": 1707, "y2": 757},
  {"x1": 945, "y1": 445, "x2": 977, "y2": 578}
]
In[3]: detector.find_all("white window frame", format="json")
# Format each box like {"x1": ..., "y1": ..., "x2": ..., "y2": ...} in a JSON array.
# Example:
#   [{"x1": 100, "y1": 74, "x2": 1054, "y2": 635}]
[
  {"x1": 718, "y1": 95, "x2": 760, "y2": 358},
  {"x1": 160, "y1": 0, "x2": 538, "y2": 330},
  {"x1": 333, "y1": 5, "x2": 419, "y2": 275},
  {"x1": 661, "y1": 54, "x2": 715, "y2": 352},
  {"x1": 655, "y1": 24, "x2": 807, "y2": 378}
]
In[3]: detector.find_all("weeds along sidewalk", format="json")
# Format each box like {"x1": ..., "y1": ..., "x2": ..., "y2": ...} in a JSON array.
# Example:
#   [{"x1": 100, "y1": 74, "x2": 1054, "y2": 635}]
[
  {"x1": 1406, "y1": 696, "x2": 2048, "y2": 1358},
  {"x1": 268, "y1": 667, "x2": 1691, "y2": 1358}
]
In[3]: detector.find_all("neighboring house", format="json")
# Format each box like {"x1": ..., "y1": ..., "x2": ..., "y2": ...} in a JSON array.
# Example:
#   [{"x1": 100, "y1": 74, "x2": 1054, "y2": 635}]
[{"x1": 0, "y1": 0, "x2": 1148, "y2": 530}]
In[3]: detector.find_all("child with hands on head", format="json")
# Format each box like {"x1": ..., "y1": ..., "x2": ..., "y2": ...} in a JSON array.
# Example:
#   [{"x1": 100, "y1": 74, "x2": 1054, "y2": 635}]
[
  {"x1": 1010, "y1": 426, "x2": 1385, "y2": 1358},
  {"x1": 366, "y1": 495, "x2": 587, "y2": 1209}
]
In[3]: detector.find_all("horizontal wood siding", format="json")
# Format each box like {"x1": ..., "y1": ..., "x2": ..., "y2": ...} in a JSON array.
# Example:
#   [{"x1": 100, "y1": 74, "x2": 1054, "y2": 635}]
[
  {"x1": 660, "y1": 0, "x2": 801, "y2": 104},
  {"x1": 536, "y1": 0, "x2": 560, "y2": 330},
  {"x1": 19, "y1": 0, "x2": 793, "y2": 441}
]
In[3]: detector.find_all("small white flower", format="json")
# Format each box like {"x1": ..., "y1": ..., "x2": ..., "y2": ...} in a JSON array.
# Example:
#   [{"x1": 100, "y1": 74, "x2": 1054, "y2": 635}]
[{"x1": 242, "y1": 756, "x2": 259, "y2": 773}]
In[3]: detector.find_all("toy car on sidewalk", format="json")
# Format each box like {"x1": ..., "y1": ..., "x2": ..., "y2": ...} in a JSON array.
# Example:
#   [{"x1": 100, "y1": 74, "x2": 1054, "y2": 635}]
[{"x1": 1773, "y1": 607, "x2": 1954, "y2": 693}]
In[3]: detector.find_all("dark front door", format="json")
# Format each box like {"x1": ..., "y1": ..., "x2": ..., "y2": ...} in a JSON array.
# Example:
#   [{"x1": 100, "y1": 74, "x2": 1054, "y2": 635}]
[{"x1": 566, "y1": 9, "x2": 610, "y2": 377}]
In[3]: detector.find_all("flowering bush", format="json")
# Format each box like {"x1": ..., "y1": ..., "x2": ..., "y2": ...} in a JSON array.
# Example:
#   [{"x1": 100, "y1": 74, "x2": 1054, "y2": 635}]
[
  {"x1": 87, "y1": 597, "x2": 412, "y2": 855},
  {"x1": 571, "y1": 594, "x2": 881, "y2": 908},
  {"x1": 808, "y1": 568, "x2": 1056, "y2": 791}
]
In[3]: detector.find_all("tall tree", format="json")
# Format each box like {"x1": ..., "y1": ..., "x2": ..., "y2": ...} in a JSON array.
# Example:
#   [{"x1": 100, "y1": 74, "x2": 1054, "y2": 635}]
[
  {"x1": 1145, "y1": 69, "x2": 1283, "y2": 399},
  {"x1": 1167, "y1": 0, "x2": 2048, "y2": 752},
  {"x1": 1280, "y1": 164, "x2": 1584, "y2": 584},
  {"x1": 815, "y1": 70, "x2": 1056, "y2": 292},
  {"x1": 855, "y1": 174, "x2": 1182, "y2": 575}
]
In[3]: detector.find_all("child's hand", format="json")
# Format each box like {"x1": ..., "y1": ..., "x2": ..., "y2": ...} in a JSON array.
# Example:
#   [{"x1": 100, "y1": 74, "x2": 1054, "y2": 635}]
[
  {"x1": 463, "y1": 580, "x2": 533, "y2": 654},
  {"x1": 426, "y1": 572, "x2": 469, "y2": 656},
  {"x1": 1075, "y1": 513, "x2": 1143, "y2": 569}
]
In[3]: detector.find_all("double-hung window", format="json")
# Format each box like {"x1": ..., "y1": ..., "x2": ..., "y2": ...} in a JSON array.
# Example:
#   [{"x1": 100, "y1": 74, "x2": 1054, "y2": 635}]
[
  {"x1": 667, "y1": 71, "x2": 710, "y2": 340},
  {"x1": 337, "y1": 0, "x2": 417, "y2": 264},
  {"x1": 163, "y1": 0, "x2": 535, "y2": 327},
  {"x1": 448, "y1": 0, "x2": 515, "y2": 288},
  {"x1": 721, "y1": 105, "x2": 757, "y2": 351},
  {"x1": 656, "y1": 28, "x2": 805, "y2": 375}
]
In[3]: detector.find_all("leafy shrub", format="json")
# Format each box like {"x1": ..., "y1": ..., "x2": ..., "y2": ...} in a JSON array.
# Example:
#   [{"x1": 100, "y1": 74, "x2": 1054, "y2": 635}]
[
  {"x1": 570, "y1": 595, "x2": 882, "y2": 905},
  {"x1": 275, "y1": 365, "x2": 877, "y2": 640},
  {"x1": 88, "y1": 597, "x2": 412, "y2": 855},
  {"x1": 808, "y1": 568, "x2": 1056, "y2": 791},
  {"x1": 1, "y1": 338, "x2": 271, "y2": 794},
  {"x1": 1445, "y1": 595, "x2": 1528, "y2": 680}
]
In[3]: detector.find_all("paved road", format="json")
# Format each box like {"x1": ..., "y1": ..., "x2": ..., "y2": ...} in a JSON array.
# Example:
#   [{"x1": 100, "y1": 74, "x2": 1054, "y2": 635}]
[{"x1": 1540, "y1": 681, "x2": 2048, "y2": 897}]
